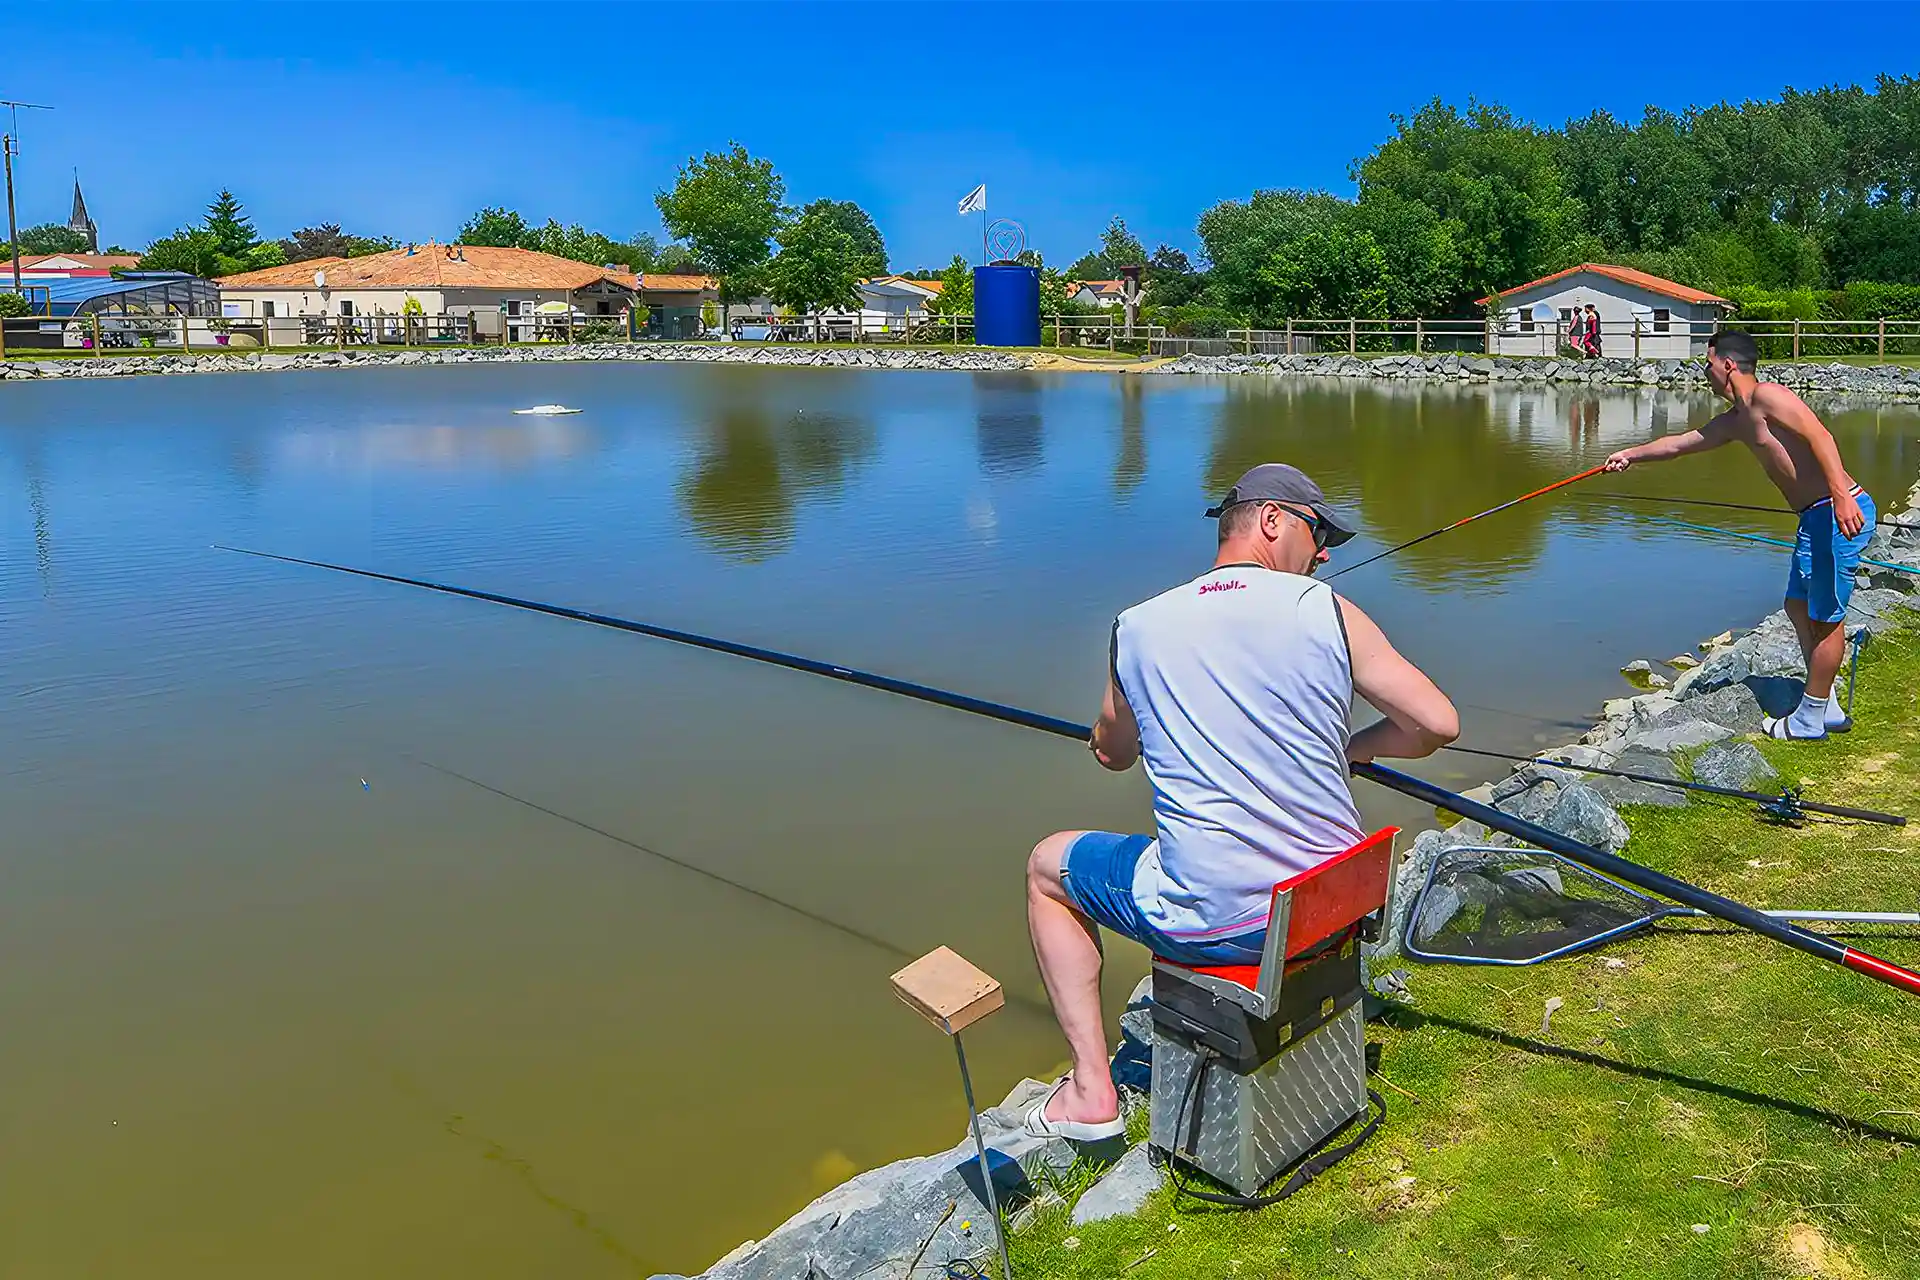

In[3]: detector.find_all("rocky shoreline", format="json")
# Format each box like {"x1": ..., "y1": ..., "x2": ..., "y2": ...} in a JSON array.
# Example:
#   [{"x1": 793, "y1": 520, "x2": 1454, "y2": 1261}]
[
  {"x1": 1148, "y1": 350, "x2": 1920, "y2": 398},
  {"x1": 663, "y1": 474, "x2": 1920, "y2": 1280},
  {"x1": 4, "y1": 341, "x2": 1920, "y2": 397}
]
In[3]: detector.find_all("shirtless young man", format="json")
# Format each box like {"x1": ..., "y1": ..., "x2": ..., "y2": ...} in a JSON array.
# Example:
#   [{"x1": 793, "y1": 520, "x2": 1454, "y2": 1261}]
[{"x1": 1603, "y1": 329, "x2": 1875, "y2": 740}]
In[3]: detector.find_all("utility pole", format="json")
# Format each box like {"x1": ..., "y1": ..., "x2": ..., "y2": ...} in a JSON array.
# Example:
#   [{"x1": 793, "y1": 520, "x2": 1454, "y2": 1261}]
[{"x1": 1, "y1": 99, "x2": 56, "y2": 296}]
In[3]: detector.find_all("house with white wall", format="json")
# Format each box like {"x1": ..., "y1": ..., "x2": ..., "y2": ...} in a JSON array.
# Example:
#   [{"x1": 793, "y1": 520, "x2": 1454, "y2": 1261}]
[
  {"x1": 1482, "y1": 264, "x2": 1731, "y2": 359},
  {"x1": 1065, "y1": 280, "x2": 1126, "y2": 308}
]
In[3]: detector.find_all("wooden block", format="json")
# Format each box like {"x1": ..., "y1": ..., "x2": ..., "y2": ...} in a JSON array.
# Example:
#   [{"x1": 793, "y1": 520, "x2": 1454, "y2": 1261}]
[{"x1": 890, "y1": 946, "x2": 1004, "y2": 1035}]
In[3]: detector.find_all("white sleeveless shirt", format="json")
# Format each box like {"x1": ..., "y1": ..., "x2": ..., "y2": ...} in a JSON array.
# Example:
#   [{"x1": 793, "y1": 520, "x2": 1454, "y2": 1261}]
[{"x1": 1112, "y1": 564, "x2": 1363, "y2": 939}]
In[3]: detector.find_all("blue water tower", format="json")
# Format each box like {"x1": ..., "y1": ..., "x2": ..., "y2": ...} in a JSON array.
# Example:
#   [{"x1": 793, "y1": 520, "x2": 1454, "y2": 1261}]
[{"x1": 973, "y1": 264, "x2": 1040, "y2": 347}]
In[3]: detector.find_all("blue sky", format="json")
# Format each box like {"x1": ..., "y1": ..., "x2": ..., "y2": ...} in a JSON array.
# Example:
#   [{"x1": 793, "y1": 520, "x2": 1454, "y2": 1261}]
[{"x1": 4, "y1": 1, "x2": 1917, "y2": 270}]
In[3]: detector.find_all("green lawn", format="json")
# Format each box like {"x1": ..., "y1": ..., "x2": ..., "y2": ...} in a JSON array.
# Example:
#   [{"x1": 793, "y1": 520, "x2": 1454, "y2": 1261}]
[{"x1": 1011, "y1": 624, "x2": 1920, "y2": 1280}]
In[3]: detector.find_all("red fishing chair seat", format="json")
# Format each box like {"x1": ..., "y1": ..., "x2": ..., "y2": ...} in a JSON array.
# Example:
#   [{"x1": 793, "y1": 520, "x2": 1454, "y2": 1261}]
[{"x1": 1151, "y1": 827, "x2": 1401, "y2": 1021}]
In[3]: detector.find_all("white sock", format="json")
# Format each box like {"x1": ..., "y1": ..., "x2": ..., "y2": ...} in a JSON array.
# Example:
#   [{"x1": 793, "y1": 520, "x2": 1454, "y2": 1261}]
[
  {"x1": 1825, "y1": 698, "x2": 1851, "y2": 727},
  {"x1": 1789, "y1": 693, "x2": 1830, "y2": 738}
]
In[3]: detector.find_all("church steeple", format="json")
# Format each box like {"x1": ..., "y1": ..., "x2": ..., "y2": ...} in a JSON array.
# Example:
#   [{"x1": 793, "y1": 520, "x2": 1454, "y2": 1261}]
[{"x1": 67, "y1": 172, "x2": 97, "y2": 253}]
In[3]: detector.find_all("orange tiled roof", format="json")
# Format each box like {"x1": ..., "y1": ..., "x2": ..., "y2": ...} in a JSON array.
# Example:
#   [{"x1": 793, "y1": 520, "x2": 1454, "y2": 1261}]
[
  {"x1": 639, "y1": 273, "x2": 719, "y2": 292},
  {"x1": 864, "y1": 274, "x2": 944, "y2": 294},
  {"x1": 1480, "y1": 263, "x2": 1731, "y2": 307},
  {"x1": 216, "y1": 243, "x2": 636, "y2": 291}
]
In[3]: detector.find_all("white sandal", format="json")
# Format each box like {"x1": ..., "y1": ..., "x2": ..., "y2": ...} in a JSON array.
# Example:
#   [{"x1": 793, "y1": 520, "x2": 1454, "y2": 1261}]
[{"x1": 1021, "y1": 1076, "x2": 1125, "y2": 1142}]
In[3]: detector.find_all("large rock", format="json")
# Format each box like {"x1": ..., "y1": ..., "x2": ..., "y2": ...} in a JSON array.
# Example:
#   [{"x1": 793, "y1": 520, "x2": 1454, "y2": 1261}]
[
  {"x1": 1537, "y1": 782, "x2": 1632, "y2": 853},
  {"x1": 1689, "y1": 741, "x2": 1781, "y2": 793},
  {"x1": 1654, "y1": 683, "x2": 1764, "y2": 735},
  {"x1": 1623, "y1": 718, "x2": 1733, "y2": 756},
  {"x1": 1071, "y1": 1144, "x2": 1166, "y2": 1225},
  {"x1": 700, "y1": 1079, "x2": 1097, "y2": 1280},
  {"x1": 1583, "y1": 771, "x2": 1687, "y2": 808}
]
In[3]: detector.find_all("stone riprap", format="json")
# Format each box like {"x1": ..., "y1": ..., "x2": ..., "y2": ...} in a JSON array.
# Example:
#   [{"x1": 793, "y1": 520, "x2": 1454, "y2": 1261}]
[
  {"x1": 8, "y1": 344, "x2": 1920, "y2": 397},
  {"x1": 668, "y1": 476, "x2": 1920, "y2": 1277},
  {"x1": 0, "y1": 342, "x2": 1031, "y2": 382},
  {"x1": 1148, "y1": 350, "x2": 1920, "y2": 398}
]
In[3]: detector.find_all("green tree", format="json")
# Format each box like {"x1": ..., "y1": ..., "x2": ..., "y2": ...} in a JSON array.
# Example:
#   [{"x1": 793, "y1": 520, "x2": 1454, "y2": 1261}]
[
  {"x1": 931, "y1": 254, "x2": 974, "y2": 315},
  {"x1": 655, "y1": 142, "x2": 786, "y2": 303},
  {"x1": 0, "y1": 291, "x2": 30, "y2": 317},
  {"x1": 203, "y1": 189, "x2": 261, "y2": 259},
  {"x1": 765, "y1": 204, "x2": 865, "y2": 315},
  {"x1": 796, "y1": 199, "x2": 886, "y2": 276},
  {"x1": 458, "y1": 207, "x2": 535, "y2": 247},
  {"x1": 137, "y1": 228, "x2": 229, "y2": 276},
  {"x1": 279, "y1": 224, "x2": 397, "y2": 262},
  {"x1": 1824, "y1": 204, "x2": 1920, "y2": 285},
  {"x1": 14, "y1": 223, "x2": 91, "y2": 255},
  {"x1": 1355, "y1": 99, "x2": 1579, "y2": 304},
  {"x1": 1199, "y1": 190, "x2": 1390, "y2": 321},
  {"x1": 652, "y1": 241, "x2": 705, "y2": 273},
  {"x1": 1067, "y1": 215, "x2": 1147, "y2": 278}
]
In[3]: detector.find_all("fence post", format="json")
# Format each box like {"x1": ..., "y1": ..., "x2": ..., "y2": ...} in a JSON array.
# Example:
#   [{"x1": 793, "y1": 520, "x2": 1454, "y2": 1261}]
[
  {"x1": 0, "y1": 315, "x2": 7, "y2": 360},
  {"x1": 262, "y1": 312, "x2": 272, "y2": 351},
  {"x1": 1414, "y1": 316, "x2": 1423, "y2": 354},
  {"x1": 1484, "y1": 314, "x2": 1492, "y2": 355},
  {"x1": 1244, "y1": 326, "x2": 1253, "y2": 356},
  {"x1": 1879, "y1": 317, "x2": 1886, "y2": 360},
  {"x1": 1633, "y1": 316, "x2": 1641, "y2": 361},
  {"x1": 1792, "y1": 317, "x2": 1802, "y2": 360},
  {"x1": 90, "y1": 312, "x2": 102, "y2": 354},
  {"x1": 1284, "y1": 318, "x2": 1292, "y2": 355},
  {"x1": 181, "y1": 315, "x2": 191, "y2": 352},
  {"x1": 1348, "y1": 317, "x2": 1356, "y2": 355}
]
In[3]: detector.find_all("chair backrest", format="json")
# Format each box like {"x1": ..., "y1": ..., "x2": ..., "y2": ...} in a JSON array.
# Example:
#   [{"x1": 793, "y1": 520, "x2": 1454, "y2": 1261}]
[{"x1": 1274, "y1": 826, "x2": 1401, "y2": 959}]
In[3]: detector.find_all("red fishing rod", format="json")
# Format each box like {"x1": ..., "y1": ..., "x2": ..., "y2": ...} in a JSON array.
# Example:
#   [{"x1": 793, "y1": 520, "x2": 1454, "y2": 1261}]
[
  {"x1": 220, "y1": 544, "x2": 1920, "y2": 1000},
  {"x1": 1326, "y1": 465, "x2": 1605, "y2": 579}
]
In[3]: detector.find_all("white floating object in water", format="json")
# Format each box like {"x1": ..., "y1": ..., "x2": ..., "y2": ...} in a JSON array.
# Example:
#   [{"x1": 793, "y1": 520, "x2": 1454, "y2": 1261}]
[{"x1": 513, "y1": 404, "x2": 582, "y2": 416}]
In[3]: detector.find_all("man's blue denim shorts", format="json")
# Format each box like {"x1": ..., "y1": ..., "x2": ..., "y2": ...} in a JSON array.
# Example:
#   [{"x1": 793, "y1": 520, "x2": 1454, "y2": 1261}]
[
  {"x1": 1787, "y1": 490, "x2": 1876, "y2": 623},
  {"x1": 1059, "y1": 830, "x2": 1267, "y2": 967}
]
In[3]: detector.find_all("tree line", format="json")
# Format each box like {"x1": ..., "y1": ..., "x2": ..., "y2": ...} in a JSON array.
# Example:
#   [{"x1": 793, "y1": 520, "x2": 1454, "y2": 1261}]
[{"x1": 16, "y1": 73, "x2": 1920, "y2": 330}]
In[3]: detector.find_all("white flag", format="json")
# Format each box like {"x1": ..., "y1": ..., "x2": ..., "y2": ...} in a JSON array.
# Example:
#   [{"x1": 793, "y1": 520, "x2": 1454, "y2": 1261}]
[{"x1": 957, "y1": 184, "x2": 986, "y2": 215}]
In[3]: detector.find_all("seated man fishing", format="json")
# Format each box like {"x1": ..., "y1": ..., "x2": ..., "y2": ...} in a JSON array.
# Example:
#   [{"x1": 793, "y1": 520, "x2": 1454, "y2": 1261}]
[
  {"x1": 1023, "y1": 463, "x2": 1460, "y2": 1139},
  {"x1": 1603, "y1": 329, "x2": 1874, "y2": 740}
]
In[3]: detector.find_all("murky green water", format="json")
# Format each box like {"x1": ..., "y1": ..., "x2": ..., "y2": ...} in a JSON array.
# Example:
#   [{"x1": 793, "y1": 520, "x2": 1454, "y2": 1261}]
[{"x1": 4, "y1": 363, "x2": 1915, "y2": 1275}]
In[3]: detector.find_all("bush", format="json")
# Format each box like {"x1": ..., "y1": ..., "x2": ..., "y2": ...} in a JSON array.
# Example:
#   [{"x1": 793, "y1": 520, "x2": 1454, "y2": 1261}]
[{"x1": 0, "y1": 290, "x2": 29, "y2": 317}]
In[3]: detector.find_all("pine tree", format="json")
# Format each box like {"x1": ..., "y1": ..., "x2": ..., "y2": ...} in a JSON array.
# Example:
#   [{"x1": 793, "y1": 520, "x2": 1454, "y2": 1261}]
[{"x1": 204, "y1": 190, "x2": 259, "y2": 258}]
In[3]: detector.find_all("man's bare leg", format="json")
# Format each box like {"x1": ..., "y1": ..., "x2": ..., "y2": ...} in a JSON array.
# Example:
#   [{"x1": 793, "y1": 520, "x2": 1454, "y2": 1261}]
[
  {"x1": 1026, "y1": 831, "x2": 1120, "y2": 1125},
  {"x1": 1774, "y1": 597, "x2": 1849, "y2": 736}
]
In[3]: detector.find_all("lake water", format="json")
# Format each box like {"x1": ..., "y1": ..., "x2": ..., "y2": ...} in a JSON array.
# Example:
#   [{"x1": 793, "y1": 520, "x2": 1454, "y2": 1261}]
[{"x1": 4, "y1": 363, "x2": 1916, "y2": 1275}]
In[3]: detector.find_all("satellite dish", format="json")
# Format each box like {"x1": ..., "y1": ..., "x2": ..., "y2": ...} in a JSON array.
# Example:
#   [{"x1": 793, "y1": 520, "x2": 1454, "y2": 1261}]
[
  {"x1": 314, "y1": 270, "x2": 327, "y2": 289},
  {"x1": 1530, "y1": 301, "x2": 1558, "y2": 321}
]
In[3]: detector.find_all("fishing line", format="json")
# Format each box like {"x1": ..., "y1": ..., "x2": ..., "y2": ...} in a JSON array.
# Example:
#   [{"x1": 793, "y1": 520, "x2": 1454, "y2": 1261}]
[
  {"x1": 1588, "y1": 491, "x2": 1920, "y2": 530},
  {"x1": 1438, "y1": 743, "x2": 1906, "y2": 825},
  {"x1": 413, "y1": 759, "x2": 1058, "y2": 1019},
  {"x1": 1647, "y1": 518, "x2": 1920, "y2": 577},
  {"x1": 228, "y1": 545, "x2": 1920, "y2": 998}
]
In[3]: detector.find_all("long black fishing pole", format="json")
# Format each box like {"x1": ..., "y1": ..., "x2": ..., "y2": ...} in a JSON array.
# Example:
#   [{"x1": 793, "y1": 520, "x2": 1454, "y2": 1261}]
[
  {"x1": 1588, "y1": 490, "x2": 1920, "y2": 530},
  {"x1": 220, "y1": 544, "x2": 1920, "y2": 999},
  {"x1": 1439, "y1": 744, "x2": 1906, "y2": 826}
]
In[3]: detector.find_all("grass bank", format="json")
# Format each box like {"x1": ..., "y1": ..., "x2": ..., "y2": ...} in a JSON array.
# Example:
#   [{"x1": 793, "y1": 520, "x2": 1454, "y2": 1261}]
[{"x1": 1013, "y1": 623, "x2": 1920, "y2": 1280}]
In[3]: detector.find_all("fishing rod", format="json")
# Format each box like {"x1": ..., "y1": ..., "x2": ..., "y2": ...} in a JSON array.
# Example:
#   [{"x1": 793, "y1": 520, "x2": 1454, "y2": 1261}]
[
  {"x1": 1439, "y1": 744, "x2": 1906, "y2": 826},
  {"x1": 1649, "y1": 518, "x2": 1920, "y2": 578},
  {"x1": 1590, "y1": 491, "x2": 1920, "y2": 530},
  {"x1": 1326, "y1": 466, "x2": 1605, "y2": 580},
  {"x1": 221, "y1": 544, "x2": 1920, "y2": 999}
]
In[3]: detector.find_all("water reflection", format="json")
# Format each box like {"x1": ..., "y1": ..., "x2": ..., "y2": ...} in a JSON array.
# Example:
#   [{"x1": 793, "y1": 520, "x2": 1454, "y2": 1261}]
[
  {"x1": 975, "y1": 373, "x2": 1044, "y2": 477},
  {"x1": 677, "y1": 399, "x2": 876, "y2": 563},
  {"x1": 275, "y1": 420, "x2": 599, "y2": 471},
  {"x1": 1114, "y1": 377, "x2": 1146, "y2": 500},
  {"x1": 1205, "y1": 379, "x2": 1732, "y2": 591}
]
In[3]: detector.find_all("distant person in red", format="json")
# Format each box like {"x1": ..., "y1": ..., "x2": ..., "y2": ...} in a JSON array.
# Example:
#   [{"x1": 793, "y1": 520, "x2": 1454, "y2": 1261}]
[
  {"x1": 1585, "y1": 304, "x2": 1603, "y2": 357},
  {"x1": 1566, "y1": 306, "x2": 1586, "y2": 357}
]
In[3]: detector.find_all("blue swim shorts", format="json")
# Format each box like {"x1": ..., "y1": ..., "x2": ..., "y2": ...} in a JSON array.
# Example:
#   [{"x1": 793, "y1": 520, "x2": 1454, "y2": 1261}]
[
  {"x1": 1786, "y1": 489, "x2": 1876, "y2": 623},
  {"x1": 1059, "y1": 831, "x2": 1266, "y2": 967}
]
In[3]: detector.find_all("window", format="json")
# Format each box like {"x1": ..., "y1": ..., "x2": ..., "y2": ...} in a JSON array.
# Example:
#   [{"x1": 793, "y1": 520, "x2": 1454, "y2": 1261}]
[
  {"x1": 1519, "y1": 314, "x2": 1534, "y2": 332},
  {"x1": 263, "y1": 301, "x2": 276, "y2": 318},
  {"x1": 507, "y1": 300, "x2": 524, "y2": 317},
  {"x1": 1652, "y1": 308, "x2": 1671, "y2": 333},
  {"x1": 339, "y1": 300, "x2": 355, "y2": 317},
  {"x1": 596, "y1": 300, "x2": 610, "y2": 315}
]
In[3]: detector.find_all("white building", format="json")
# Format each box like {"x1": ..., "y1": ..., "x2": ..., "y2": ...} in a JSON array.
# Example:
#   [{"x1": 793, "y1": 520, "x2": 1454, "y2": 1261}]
[
  {"x1": 1482, "y1": 264, "x2": 1731, "y2": 360},
  {"x1": 1065, "y1": 280, "x2": 1126, "y2": 308}
]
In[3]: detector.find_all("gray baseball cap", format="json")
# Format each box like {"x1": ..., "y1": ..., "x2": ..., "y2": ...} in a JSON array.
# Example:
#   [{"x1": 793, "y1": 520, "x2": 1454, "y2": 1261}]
[{"x1": 1204, "y1": 463, "x2": 1356, "y2": 546}]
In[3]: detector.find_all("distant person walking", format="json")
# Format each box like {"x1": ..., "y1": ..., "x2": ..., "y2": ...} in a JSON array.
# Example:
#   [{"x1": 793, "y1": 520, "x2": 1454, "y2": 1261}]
[
  {"x1": 1584, "y1": 304, "x2": 1603, "y2": 358},
  {"x1": 1566, "y1": 306, "x2": 1587, "y2": 357}
]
